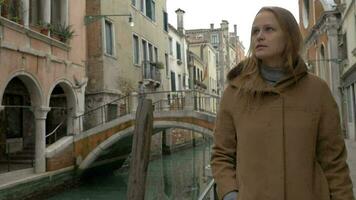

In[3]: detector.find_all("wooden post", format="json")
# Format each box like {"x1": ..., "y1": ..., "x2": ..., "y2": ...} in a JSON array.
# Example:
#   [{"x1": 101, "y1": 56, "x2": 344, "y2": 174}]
[{"x1": 127, "y1": 98, "x2": 153, "y2": 200}]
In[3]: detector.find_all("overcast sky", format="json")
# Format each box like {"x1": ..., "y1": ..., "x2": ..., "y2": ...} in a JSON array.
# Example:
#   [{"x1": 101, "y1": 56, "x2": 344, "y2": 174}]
[{"x1": 167, "y1": 0, "x2": 300, "y2": 51}]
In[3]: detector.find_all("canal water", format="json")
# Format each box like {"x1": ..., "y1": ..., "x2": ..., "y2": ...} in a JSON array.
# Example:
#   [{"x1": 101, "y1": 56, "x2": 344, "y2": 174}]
[{"x1": 48, "y1": 140, "x2": 213, "y2": 200}]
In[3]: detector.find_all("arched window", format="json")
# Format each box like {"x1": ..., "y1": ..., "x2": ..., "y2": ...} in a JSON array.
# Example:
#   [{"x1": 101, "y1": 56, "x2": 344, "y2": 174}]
[{"x1": 302, "y1": 0, "x2": 310, "y2": 28}]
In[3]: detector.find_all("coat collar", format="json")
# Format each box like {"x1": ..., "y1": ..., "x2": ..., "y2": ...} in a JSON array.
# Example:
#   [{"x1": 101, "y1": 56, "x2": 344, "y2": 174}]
[{"x1": 229, "y1": 57, "x2": 308, "y2": 94}]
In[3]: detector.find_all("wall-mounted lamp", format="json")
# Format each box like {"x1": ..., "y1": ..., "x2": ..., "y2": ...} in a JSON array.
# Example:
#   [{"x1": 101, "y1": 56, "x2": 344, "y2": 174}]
[{"x1": 84, "y1": 13, "x2": 134, "y2": 27}]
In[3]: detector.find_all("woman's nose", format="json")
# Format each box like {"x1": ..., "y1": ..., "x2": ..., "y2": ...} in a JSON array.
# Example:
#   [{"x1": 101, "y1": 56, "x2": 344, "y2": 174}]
[{"x1": 257, "y1": 30, "x2": 265, "y2": 41}]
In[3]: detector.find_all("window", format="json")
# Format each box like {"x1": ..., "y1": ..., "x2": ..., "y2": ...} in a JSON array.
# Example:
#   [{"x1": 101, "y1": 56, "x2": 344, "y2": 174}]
[
  {"x1": 346, "y1": 86, "x2": 354, "y2": 123},
  {"x1": 133, "y1": 35, "x2": 140, "y2": 65},
  {"x1": 165, "y1": 53, "x2": 169, "y2": 76},
  {"x1": 105, "y1": 20, "x2": 114, "y2": 55},
  {"x1": 154, "y1": 47, "x2": 158, "y2": 62},
  {"x1": 148, "y1": 43, "x2": 154, "y2": 62},
  {"x1": 176, "y1": 42, "x2": 181, "y2": 60},
  {"x1": 140, "y1": 0, "x2": 145, "y2": 12},
  {"x1": 151, "y1": 1, "x2": 156, "y2": 21},
  {"x1": 142, "y1": 40, "x2": 148, "y2": 63},
  {"x1": 131, "y1": 0, "x2": 136, "y2": 6},
  {"x1": 171, "y1": 71, "x2": 176, "y2": 91},
  {"x1": 211, "y1": 34, "x2": 219, "y2": 44},
  {"x1": 169, "y1": 38, "x2": 173, "y2": 55},
  {"x1": 163, "y1": 11, "x2": 168, "y2": 32},
  {"x1": 2, "y1": 0, "x2": 22, "y2": 22},
  {"x1": 145, "y1": 0, "x2": 155, "y2": 20},
  {"x1": 339, "y1": 33, "x2": 348, "y2": 60},
  {"x1": 51, "y1": 0, "x2": 64, "y2": 25},
  {"x1": 177, "y1": 74, "x2": 182, "y2": 90}
]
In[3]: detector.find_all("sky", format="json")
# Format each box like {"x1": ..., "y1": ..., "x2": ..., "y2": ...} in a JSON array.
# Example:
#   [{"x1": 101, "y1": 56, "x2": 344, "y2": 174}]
[{"x1": 167, "y1": 0, "x2": 300, "y2": 51}]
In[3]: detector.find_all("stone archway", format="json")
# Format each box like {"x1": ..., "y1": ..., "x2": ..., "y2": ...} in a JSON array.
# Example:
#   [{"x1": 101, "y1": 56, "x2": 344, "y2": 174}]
[
  {"x1": 0, "y1": 74, "x2": 43, "y2": 173},
  {"x1": 46, "y1": 81, "x2": 77, "y2": 145}
]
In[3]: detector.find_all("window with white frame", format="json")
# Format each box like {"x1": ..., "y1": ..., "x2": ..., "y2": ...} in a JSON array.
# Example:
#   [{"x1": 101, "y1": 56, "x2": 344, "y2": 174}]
[
  {"x1": 148, "y1": 43, "x2": 153, "y2": 62},
  {"x1": 211, "y1": 34, "x2": 219, "y2": 44},
  {"x1": 176, "y1": 42, "x2": 181, "y2": 60},
  {"x1": 145, "y1": 0, "x2": 155, "y2": 21},
  {"x1": 105, "y1": 20, "x2": 114, "y2": 56},
  {"x1": 133, "y1": 35, "x2": 140, "y2": 65},
  {"x1": 163, "y1": 11, "x2": 168, "y2": 31}
]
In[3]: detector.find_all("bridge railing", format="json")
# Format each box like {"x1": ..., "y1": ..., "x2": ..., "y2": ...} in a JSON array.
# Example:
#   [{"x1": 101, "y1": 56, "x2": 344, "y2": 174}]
[
  {"x1": 73, "y1": 90, "x2": 220, "y2": 133},
  {"x1": 197, "y1": 179, "x2": 218, "y2": 200},
  {"x1": 75, "y1": 95, "x2": 131, "y2": 131},
  {"x1": 144, "y1": 90, "x2": 220, "y2": 114}
]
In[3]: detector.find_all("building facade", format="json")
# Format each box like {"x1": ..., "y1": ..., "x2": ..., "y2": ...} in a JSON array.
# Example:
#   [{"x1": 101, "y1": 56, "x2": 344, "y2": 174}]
[
  {"x1": 168, "y1": 22, "x2": 189, "y2": 91},
  {"x1": 86, "y1": 0, "x2": 170, "y2": 109},
  {"x1": 186, "y1": 21, "x2": 245, "y2": 95},
  {"x1": 339, "y1": 0, "x2": 356, "y2": 140},
  {"x1": 299, "y1": 0, "x2": 356, "y2": 139},
  {"x1": 0, "y1": 0, "x2": 87, "y2": 173}
]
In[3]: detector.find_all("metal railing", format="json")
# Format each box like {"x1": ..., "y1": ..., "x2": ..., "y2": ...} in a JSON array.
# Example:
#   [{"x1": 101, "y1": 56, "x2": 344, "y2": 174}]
[
  {"x1": 198, "y1": 179, "x2": 218, "y2": 200},
  {"x1": 46, "y1": 120, "x2": 65, "y2": 145},
  {"x1": 0, "y1": 141, "x2": 34, "y2": 173},
  {"x1": 145, "y1": 89, "x2": 220, "y2": 114},
  {"x1": 142, "y1": 60, "x2": 161, "y2": 82},
  {"x1": 75, "y1": 95, "x2": 131, "y2": 131}
]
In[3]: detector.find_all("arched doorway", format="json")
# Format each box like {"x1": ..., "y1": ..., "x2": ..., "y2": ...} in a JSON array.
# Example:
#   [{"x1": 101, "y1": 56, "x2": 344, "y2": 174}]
[
  {"x1": 46, "y1": 82, "x2": 76, "y2": 145},
  {"x1": 46, "y1": 85, "x2": 67, "y2": 145},
  {"x1": 0, "y1": 77, "x2": 36, "y2": 173}
]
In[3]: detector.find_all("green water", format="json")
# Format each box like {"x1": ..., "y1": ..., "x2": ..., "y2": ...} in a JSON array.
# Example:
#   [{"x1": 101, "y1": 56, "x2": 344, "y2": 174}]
[{"x1": 48, "y1": 141, "x2": 212, "y2": 200}]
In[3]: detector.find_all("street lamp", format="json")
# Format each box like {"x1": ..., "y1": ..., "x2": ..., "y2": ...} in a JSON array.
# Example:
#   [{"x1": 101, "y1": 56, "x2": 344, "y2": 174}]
[{"x1": 84, "y1": 13, "x2": 134, "y2": 27}]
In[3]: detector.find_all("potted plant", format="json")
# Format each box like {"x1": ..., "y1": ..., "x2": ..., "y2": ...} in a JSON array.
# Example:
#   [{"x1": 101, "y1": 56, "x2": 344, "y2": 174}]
[
  {"x1": 8, "y1": 0, "x2": 23, "y2": 24},
  {"x1": 0, "y1": 0, "x2": 9, "y2": 18},
  {"x1": 151, "y1": 61, "x2": 164, "y2": 69},
  {"x1": 50, "y1": 23, "x2": 75, "y2": 43},
  {"x1": 37, "y1": 21, "x2": 50, "y2": 35}
]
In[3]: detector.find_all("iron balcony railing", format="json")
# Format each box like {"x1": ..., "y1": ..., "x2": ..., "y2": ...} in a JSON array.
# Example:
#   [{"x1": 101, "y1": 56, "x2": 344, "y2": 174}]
[{"x1": 142, "y1": 60, "x2": 161, "y2": 83}]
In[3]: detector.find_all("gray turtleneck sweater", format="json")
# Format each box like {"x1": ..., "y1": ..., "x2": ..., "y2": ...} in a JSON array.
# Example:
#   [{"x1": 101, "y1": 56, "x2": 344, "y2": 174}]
[{"x1": 259, "y1": 64, "x2": 288, "y2": 86}]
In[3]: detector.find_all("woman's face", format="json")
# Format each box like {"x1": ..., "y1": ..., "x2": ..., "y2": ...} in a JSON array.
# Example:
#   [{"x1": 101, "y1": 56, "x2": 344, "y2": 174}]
[{"x1": 251, "y1": 11, "x2": 286, "y2": 67}]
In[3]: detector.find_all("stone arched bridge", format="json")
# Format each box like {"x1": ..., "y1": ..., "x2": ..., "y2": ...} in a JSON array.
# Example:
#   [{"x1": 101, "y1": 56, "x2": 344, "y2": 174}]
[{"x1": 45, "y1": 90, "x2": 219, "y2": 173}]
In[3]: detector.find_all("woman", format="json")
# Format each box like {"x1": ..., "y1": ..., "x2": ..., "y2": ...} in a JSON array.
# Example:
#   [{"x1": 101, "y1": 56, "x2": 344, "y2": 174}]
[{"x1": 211, "y1": 6, "x2": 355, "y2": 200}]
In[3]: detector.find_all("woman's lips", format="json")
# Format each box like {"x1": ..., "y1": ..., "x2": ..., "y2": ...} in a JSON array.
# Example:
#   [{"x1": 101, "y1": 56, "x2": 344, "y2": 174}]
[{"x1": 256, "y1": 45, "x2": 267, "y2": 50}]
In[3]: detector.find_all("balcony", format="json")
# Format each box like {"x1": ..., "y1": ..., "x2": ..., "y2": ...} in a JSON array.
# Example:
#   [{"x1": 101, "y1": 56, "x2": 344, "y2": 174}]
[{"x1": 142, "y1": 61, "x2": 162, "y2": 88}]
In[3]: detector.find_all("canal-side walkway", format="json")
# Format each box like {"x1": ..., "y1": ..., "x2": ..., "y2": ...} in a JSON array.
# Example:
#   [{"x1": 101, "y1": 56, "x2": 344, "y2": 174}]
[{"x1": 345, "y1": 139, "x2": 356, "y2": 196}]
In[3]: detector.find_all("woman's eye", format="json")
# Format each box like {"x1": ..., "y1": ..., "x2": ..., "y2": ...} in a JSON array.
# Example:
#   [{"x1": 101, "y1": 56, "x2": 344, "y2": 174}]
[
  {"x1": 252, "y1": 29, "x2": 259, "y2": 34},
  {"x1": 265, "y1": 27, "x2": 274, "y2": 32}
]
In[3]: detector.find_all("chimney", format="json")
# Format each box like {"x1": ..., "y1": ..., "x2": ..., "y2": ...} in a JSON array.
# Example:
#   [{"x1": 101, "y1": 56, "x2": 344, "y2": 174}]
[
  {"x1": 234, "y1": 24, "x2": 237, "y2": 36},
  {"x1": 175, "y1": 8, "x2": 185, "y2": 35},
  {"x1": 220, "y1": 20, "x2": 229, "y2": 30},
  {"x1": 210, "y1": 23, "x2": 214, "y2": 29}
]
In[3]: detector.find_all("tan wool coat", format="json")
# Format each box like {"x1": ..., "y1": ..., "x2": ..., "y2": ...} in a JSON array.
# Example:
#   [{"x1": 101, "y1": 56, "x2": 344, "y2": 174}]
[{"x1": 211, "y1": 59, "x2": 355, "y2": 200}]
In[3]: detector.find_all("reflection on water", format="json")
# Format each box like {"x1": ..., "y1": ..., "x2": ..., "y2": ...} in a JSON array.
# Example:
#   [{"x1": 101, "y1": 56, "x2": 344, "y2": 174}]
[{"x1": 48, "y1": 140, "x2": 212, "y2": 200}]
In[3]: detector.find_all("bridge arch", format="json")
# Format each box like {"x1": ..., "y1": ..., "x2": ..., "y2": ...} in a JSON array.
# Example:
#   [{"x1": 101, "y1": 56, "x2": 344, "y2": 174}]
[{"x1": 77, "y1": 110, "x2": 215, "y2": 171}]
